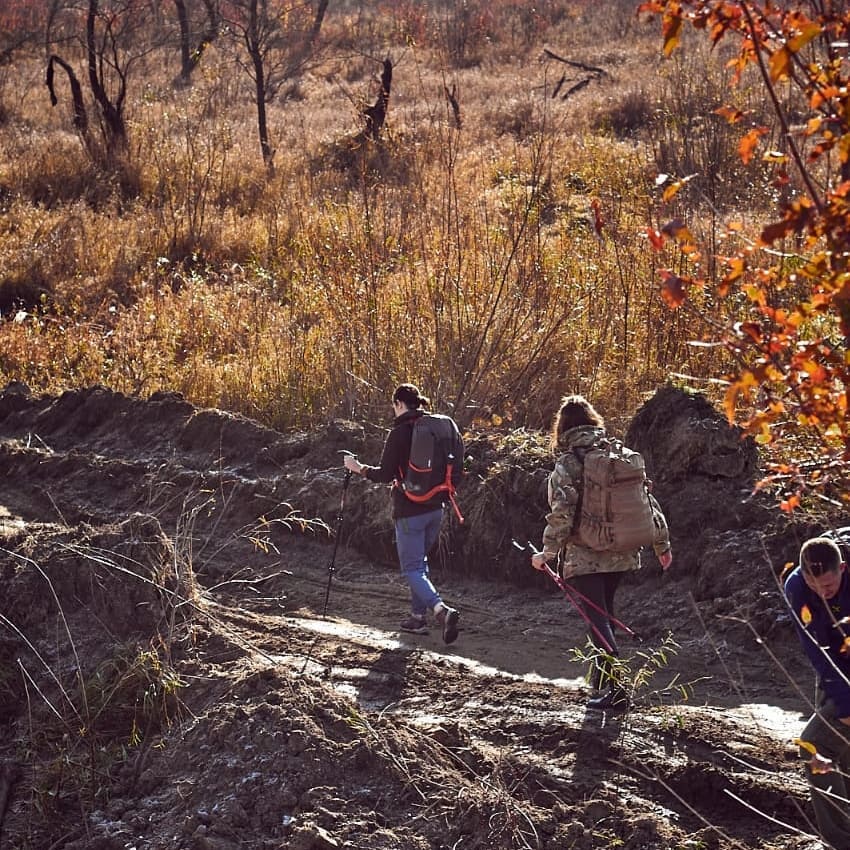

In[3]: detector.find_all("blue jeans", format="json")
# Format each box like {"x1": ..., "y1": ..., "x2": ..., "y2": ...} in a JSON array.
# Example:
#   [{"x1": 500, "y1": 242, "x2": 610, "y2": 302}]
[{"x1": 395, "y1": 509, "x2": 443, "y2": 616}]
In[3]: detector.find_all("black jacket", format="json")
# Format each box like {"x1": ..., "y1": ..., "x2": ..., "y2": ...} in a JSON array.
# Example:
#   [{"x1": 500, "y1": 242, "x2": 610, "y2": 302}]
[{"x1": 363, "y1": 409, "x2": 446, "y2": 519}]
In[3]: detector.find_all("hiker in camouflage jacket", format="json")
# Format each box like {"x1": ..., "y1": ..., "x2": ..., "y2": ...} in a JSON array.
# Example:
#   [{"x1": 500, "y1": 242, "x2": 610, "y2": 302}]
[{"x1": 530, "y1": 395, "x2": 672, "y2": 711}]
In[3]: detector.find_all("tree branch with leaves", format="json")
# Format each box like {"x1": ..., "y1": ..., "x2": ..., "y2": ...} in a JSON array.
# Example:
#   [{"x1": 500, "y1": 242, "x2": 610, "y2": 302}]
[{"x1": 640, "y1": 0, "x2": 850, "y2": 511}]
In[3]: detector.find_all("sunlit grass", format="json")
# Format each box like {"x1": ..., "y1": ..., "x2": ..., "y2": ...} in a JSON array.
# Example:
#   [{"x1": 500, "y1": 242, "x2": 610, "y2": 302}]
[{"x1": 0, "y1": 1, "x2": 756, "y2": 429}]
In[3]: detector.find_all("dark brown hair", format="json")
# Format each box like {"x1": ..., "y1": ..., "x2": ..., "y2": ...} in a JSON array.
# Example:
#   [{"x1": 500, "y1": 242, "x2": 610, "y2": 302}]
[
  {"x1": 550, "y1": 394, "x2": 604, "y2": 450},
  {"x1": 800, "y1": 537, "x2": 843, "y2": 576},
  {"x1": 393, "y1": 383, "x2": 430, "y2": 410}
]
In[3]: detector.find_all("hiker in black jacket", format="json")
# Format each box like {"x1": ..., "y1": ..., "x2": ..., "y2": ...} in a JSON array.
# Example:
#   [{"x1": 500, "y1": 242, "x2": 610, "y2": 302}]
[{"x1": 344, "y1": 383, "x2": 460, "y2": 644}]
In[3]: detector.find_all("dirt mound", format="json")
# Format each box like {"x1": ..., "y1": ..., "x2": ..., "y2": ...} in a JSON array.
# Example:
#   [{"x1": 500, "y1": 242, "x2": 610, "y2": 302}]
[{"x1": 0, "y1": 383, "x2": 831, "y2": 850}]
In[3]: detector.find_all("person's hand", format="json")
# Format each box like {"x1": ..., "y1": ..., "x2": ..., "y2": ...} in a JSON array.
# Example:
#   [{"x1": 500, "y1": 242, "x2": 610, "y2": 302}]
[
  {"x1": 810, "y1": 752, "x2": 834, "y2": 775},
  {"x1": 658, "y1": 550, "x2": 673, "y2": 571},
  {"x1": 343, "y1": 454, "x2": 362, "y2": 475},
  {"x1": 531, "y1": 552, "x2": 550, "y2": 571}
]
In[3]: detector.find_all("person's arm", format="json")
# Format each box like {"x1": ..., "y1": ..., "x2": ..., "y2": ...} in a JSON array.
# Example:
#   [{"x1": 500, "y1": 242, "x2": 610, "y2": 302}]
[
  {"x1": 785, "y1": 573, "x2": 850, "y2": 716},
  {"x1": 344, "y1": 423, "x2": 407, "y2": 484},
  {"x1": 531, "y1": 458, "x2": 579, "y2": 570},
  {"x1": 648, "y1": 492, "x2": 673, "y2": 570}
]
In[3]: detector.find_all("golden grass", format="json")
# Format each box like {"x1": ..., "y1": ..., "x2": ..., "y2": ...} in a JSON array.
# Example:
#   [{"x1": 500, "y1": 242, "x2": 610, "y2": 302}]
[{"x1": 0, "y1": 1, "x2": 772, "y2": 429}]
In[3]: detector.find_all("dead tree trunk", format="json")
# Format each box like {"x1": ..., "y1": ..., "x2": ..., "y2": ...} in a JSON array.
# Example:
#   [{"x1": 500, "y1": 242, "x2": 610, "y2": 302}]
[
  {"x1": 86, "y1": 0, "x2": 128, "y2": 157},
  {"x1": 245, "y1": 0, "x2": 274, "y2": 172},
  {"x1": 46, "y1": 55, "x2": 88, "y2": 133},
  {"x1": 363, "y1": 58, "x2": 392, "y2": 140},
  {"x1": 174, "y1": 0, "x2": 220, "y2": 84}
]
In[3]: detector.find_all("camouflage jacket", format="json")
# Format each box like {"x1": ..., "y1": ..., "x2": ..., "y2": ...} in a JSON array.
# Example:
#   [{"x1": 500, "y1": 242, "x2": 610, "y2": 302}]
[{"x1": 541, "y1": 425, "x2": 671, "y2": 579}]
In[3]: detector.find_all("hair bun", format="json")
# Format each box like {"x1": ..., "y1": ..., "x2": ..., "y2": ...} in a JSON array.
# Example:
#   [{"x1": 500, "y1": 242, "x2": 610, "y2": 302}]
[{"x1": 393, "y1": 383, "x2": 429, "y2": 409}]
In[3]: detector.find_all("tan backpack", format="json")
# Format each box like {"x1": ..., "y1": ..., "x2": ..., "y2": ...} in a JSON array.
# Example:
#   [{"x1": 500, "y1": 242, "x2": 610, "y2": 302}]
[{"x1": 573, "y1": 438, "x2": 658, "y2": 553}]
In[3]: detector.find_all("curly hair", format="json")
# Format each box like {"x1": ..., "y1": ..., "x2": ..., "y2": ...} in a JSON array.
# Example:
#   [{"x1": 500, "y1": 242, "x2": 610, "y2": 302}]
[{"x1": 550, "y1": 394, "x2": 604, "y2": 450}]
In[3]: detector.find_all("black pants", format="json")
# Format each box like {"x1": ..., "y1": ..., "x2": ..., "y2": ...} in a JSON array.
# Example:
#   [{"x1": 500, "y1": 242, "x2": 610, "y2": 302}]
[
  {"x1": 570, "y1": 571, "x2": 624, "y2": 690},
  {"x1": 800, "y1": 689, "x2": 850, "y2": 849}
]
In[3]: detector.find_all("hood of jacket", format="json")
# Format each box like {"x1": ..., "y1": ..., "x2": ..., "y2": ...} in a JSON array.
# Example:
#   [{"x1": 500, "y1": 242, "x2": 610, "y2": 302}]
[{"x1": 556, "y1": 425, "x2": 606, "y2": 453}]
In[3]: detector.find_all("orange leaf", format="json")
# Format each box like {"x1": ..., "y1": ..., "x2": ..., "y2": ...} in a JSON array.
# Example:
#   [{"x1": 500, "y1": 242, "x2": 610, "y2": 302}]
[
  {"x1": 662, "y1": 11, "x2": 683, "y2": 57},
  {"x1": 735, "y1": 321, "x2": 762, "y2": 343},
  {"x1": 781, "y1": 494, "x2": 801, "y2": 512},
  {"x1": 590, "y1": 197, "x2": 605, "y2": 237},
  {"x1": 719, "y1": 258, "x2": 745, "y2": 297},
  {"x1": 726, "y1": 256, "x2": 746, "y2": 282},
  {"x1": 660, "y1": 270, "x2": 688, "y2": 308},
  {"x1": 806, "y1": 116, "x2": 823, "y2": 136},
  {"x1": 724, "y1": 372, "x2": 758, "y2": 423},
  {"x1": 662, "y1": 181, "x2": 684, "y2": 202},
  {"x1": 661, "y1": 218, "x2": 694, "y2": 243},
  {"x1": 788, "y1": 21, "x2": 821, "y2": 53},
  {"x1": 647, "y1": 228, "x2": 665, "y2": 250},
  {"x1": 760, "y1": 218, "x2": 795, "y2": 245},
  {"x1": 723, "y1": 383, "x2": 741, "y2": 424},
  {"x1": 769, "y1": 45, "x2": 791, "y2": 82},
  {"x1": 802, "y1": 361, "x2": 828, "y2": 384},
  {"x1": 715, "y1": 105, "x2": 744, "y2": 124},
  {"x1": 739, "y1": 128, "x2": 768, "y2": 165},
  {"x1": 796, "y1": 738, "x2": 817, "y2": 755}
]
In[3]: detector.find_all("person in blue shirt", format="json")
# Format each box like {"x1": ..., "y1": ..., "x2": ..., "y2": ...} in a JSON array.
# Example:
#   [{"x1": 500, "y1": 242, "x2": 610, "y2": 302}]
[{"x1": 784, "y1": 535, "x2": 850, "y2": 850}]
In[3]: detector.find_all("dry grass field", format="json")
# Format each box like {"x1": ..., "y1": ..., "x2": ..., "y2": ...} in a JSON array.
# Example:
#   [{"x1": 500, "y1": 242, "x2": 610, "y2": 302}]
[
  {"x1": 5, "y1": 5, "x2": 850, "y2": 848},
  {"x1": 0, "y1": 0, "x2": 778, "y2": 432}
]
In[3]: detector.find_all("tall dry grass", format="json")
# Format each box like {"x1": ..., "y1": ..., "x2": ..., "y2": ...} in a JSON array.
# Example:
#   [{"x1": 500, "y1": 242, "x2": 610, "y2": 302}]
[{"x1": 0, "y1": 1, "x2": 775, "y2": 430}]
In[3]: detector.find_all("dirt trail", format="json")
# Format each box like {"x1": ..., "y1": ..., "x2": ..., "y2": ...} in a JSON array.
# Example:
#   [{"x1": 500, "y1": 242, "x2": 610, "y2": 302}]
[{"x1": 0, "y1": 385, "x2": 828, "y2": 850}]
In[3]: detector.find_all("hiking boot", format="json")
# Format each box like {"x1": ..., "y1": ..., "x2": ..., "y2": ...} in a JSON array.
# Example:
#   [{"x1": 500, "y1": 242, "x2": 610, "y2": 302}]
[
  {"x1": 399, "y1": 614, "x2": 429, "y2": 635},
  {"x1": 586, "y1": 686, "x2": 629, "y2": 712},
  {"x1": 435, "y1": 605, "x2": 460, "y2": 645}
]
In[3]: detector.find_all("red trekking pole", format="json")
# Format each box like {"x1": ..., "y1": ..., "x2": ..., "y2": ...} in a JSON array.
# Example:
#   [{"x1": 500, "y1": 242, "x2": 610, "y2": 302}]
[{"x1": 520, "y1": 541, "x2": 643, "y2": 649}]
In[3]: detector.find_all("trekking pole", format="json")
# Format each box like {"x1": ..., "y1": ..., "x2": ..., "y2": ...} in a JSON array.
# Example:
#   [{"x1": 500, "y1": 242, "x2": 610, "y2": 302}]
[
  {"x1": 518, "y1": 541, "x2": 642, "y2": 649},
  {"x1": 322, "y1": 459, "x2": 353, "y2": 618}
]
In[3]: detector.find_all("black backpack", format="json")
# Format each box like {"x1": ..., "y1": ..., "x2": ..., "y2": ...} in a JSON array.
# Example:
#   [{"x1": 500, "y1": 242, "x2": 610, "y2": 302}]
[
  {"x1": 399, "y1": 413, "x2": 464, "y2": 522},
  {"x1": 825, "y1": 527, "x2": 850, "y2": 563}
]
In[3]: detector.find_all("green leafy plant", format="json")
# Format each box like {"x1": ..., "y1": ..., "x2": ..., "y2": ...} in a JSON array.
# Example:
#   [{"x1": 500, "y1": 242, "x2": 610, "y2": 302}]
[{"x1": 570, "y1": 631, "x2": 706, "y2": 705}]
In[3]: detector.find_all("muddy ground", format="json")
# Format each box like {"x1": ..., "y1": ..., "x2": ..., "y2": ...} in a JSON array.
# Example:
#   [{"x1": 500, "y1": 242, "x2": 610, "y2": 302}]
[{"x1": 0, "y1": 383, "x2": 834, "y2": 850}]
